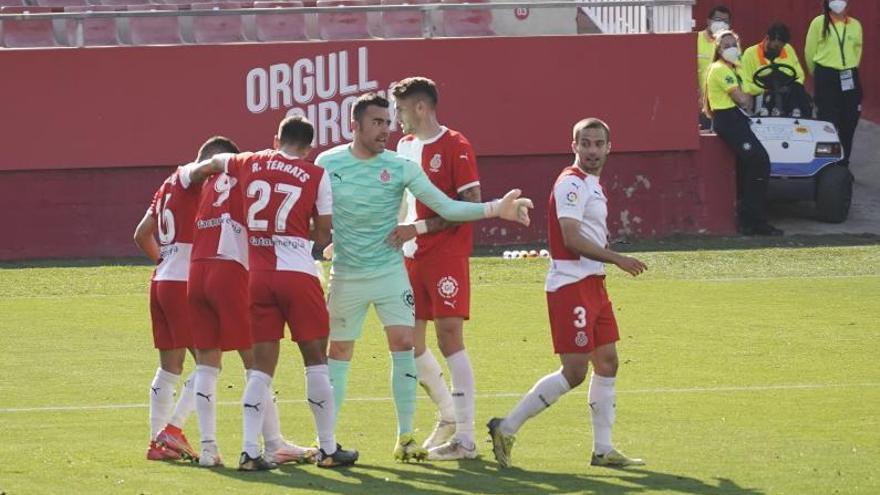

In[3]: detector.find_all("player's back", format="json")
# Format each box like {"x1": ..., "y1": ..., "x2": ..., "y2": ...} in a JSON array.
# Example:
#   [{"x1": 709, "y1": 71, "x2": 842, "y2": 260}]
[
  {"x1": 225, "y1": 149, "x2": 330, "y2": 275},
  {"x1": 190, "y1": 164, "x2": 248, "y2": 268},
  {"x1": 150, "y1": 167, "x2": 201, "y2": 281},
  {"x1": 315, "y1": 145, "x2": 415, "y2": 276}
]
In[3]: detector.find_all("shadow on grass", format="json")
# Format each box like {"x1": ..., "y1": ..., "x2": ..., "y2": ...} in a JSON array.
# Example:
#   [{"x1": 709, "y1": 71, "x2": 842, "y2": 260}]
[{"x1": 201, "y1": 456, "x2": 765, "y2": 495}]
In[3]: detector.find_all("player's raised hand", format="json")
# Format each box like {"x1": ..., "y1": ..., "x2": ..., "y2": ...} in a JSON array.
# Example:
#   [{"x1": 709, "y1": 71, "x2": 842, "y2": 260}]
[
  {"x1": 615, "y1": 255, "x2": 647, "y2": 277},
  {"x1": 497, "y1": 189, "x2": 534, "y2": 227}
]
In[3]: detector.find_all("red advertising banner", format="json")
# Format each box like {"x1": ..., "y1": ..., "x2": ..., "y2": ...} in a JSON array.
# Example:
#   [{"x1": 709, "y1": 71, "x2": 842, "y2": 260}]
[{"x1": 0, "y1": 34, "x2": 698, "y2": 171}]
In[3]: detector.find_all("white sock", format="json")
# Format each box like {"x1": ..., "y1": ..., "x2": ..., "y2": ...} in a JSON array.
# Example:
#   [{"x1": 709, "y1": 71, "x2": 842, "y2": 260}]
[
  {"x1": 168, "y1": 371, "x2": 196, "y2": 429},
  {"x1": 246, "y1": 370, "x2": 283, "y2": 451},
  {"x1": 415, "y1": 348, "x2": 455, "y2": 423},
  {"x1": 241, "y1": 370, "x2": 272, "y2": 458},
  {"x1": 501, "y1": 369, "x2": 571, "y2": 436},
  {"x1": 447, "y1": 350, "x2": 475, "y2": 447},
  {"x1": 193, "y1": 364, "x2": 220, "y2": 447},
  {"x1": 149, "y1": 368, "x2": 179, "y2": 440},
  {"x1": 589, "y1": 373, "x2": 616, "y2": 455},
  {"x1": 306, "y1": 364, "x2": 337, "y2": 454}
]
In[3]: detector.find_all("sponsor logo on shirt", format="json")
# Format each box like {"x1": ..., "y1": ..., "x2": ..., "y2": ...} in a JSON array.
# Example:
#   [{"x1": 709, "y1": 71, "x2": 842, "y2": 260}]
[{"x1": 248, "y1": 236, "x2": 308, "y2": 249}]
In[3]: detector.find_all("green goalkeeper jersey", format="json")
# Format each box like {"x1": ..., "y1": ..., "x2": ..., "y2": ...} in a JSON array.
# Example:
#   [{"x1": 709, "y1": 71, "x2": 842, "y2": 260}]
[{"x1": 316, "y1": 144, "x2": 485, "y2": 279}]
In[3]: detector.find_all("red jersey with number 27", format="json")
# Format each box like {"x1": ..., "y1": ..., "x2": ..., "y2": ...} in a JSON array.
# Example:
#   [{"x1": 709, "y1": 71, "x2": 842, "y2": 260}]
[{"x1": 221, "y1": 150, "x2": 331, "y2": 277}]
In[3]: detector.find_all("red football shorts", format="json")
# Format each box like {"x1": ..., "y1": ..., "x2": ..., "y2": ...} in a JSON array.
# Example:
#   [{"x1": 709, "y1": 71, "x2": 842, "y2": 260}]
[
  {"x1": 249, "y1": 270, "x2": 330, "y2": 343},
  {"x1": 150, "y1": 280, "x2": 193, "y2": 350},
  {"x1": 546, "y1": 275, "x2": 619, "y2": 354},
  {"x1": 188, "y1": 259, "x2": 251, "y2": 351},
  {"x1": 405, "y1": 256, "x2": 470, "y2": 321}
]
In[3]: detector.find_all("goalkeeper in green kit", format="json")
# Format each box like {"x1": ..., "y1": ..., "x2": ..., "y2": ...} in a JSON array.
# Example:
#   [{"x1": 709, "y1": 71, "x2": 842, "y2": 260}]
[{"x1": 315, "y1": 93, "x2": 533, "y2": 461}]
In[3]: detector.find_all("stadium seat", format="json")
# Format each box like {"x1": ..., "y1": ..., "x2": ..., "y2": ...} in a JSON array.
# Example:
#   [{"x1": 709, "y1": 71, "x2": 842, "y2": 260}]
[
  {"x1": 0, "y1": 6, "x2": 58, "y2": 48},
  {"x1": 97, "y1": 0, "x2": 149, "y2": 5},
  {"x1": 64, "y1": 5, "x2": 119, "y2": 46},
  {"x1": 0, "y1": 0, "x2": 26, "y2": 6},
  {"x1": 127, "y1": 4, "x2": 182, "y2": 45},
  {"x1": 34, "y1": 0, "x2": 86, "y2": 7},
  {"x1": 191, "y1": 2, "x2": 246, "y2": 43},
  {"x1": 316, "y1": 0, "x2": 372, "y2": 40},
  {"x1": 252, "y1": 1, "x2": 307, "y2": 42},
  {"x1": 381, "y1": 0, "x2": 431, "y2": 39},
  {"x1": 440, "y1": 0, "x2": 493, "y2": 37}
]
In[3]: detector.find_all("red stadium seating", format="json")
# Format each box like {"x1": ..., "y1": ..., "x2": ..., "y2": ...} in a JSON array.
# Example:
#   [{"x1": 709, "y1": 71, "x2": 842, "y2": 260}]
[
  {"x1": 191, "y1": 2, "x2": 245, "y2": 43},
  {"x1": 0, "y1": 6, "x2": 57, "y2": 48},
  {"x1": 97, "y1": 0, "x2": 149, "y2": 5},
  {"x1": 380, "y1": 0, "x2": 430, "y2": 39},
  {"x1": 34, "y1": 0, "x2": 86, "y2": 7},
  {"x1": 316, "y1": 0, "x2": 372, "y2": 40},
  {"x1": 127, "y1": 4, "x2": 182, "y2": 45},
  {"x1": 440, "y1": 0, "x2": 493, "y2": 37},
  {"x1": 252, "y1": 1, "x2": 307, "y2": 41},
  {"x1": 65, "y1": 5, "x2": 119, "y2": 46},
  {"x1": 0, "y1": 0, "x2": 25, "y2": 6}
]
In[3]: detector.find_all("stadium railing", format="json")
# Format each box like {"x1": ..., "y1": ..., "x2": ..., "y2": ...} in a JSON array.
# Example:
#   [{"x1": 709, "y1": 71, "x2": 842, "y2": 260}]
[{"x1": 0, "y1": 0, "x2": 693, "y2": 47}]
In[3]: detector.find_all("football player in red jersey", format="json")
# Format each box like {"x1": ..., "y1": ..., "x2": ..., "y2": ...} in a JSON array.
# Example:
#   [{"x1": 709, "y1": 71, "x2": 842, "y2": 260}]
[
  {"x1": 388, "y1": 77, "x2": 482, "y2": 460},
  {"x1": 184, "y1": 116, "x2": 358, "y2": 470},
  {"x1": 487, "y1": 118, "x2": 647, "y2": 469}
]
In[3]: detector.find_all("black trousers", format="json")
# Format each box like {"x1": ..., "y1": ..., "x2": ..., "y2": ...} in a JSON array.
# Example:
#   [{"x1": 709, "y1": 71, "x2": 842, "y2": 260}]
[
  {"x1": 713, "y1": 108, "x2": 771, "y2": 228},
  {"x1": 814, "y1": 64, "x2": 862, "y2": 166}
]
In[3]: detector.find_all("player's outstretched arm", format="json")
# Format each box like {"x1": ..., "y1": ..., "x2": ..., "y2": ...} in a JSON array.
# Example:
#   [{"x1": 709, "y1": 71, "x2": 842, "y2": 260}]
[
  {"x1": 559, "y1": 218, "x2": 647, "y2": 277},
  {"x1": 181, "y1": 154, "x2": 232, "y2": 184},
  {"x1": 406, "y1": 163, "x2": 533, "y2": 226},
  {"x1": 133, "y1": 212, "x2": 160, "y2": 263},
  {"x1": 386, "y1": 186, "x2": 482, "y2": 249}
]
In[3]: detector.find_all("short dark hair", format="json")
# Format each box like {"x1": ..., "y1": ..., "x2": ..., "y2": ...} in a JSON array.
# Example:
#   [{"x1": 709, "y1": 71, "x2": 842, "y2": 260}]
[
  {"x1": 278, "y1": 115, "x2": 314, "y2": 147},
  {"x1": 708, "y1": 5, "x2": 731, "y2": 19},
  {"x1": 352, "y1": 92, "x2": 390, "y2": 122},
  {"x1": 391, "y1": 77, "x2": 439, "y2": 107},
  {"x1": 197, "y1": 136, "x2": 239, "y2": 161},
  {"x1": 573, "y1": 118, "x2": 611, "y2": 142},
  {"x1": 767, "y1": 22, "x2": 791, "y2": 43}
]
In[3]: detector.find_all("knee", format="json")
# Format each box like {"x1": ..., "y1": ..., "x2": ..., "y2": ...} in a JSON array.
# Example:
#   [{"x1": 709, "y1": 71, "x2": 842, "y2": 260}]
[
  {"x1": 561, "y1": 365, "x2": 588, "y2": 388},
  {"x1": 592, "y1": 354, "x2": 619, "y2": 377},
  {"x1": 387, "y1": 332, "x2": 413, "y2": 352}
]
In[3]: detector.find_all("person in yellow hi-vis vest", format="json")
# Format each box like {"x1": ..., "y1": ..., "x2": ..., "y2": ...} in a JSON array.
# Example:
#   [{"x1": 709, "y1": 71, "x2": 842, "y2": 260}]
[
  {"x1": 741, "y1": 22, "x2": 811, "y2": 116},
  {"x1": 697, "y1": 5, "x2": 731, "y2": 129},
  {"x1": 805, "y1": 0, "x2": 864, "y2": 166},
  {"x1": 704, "y1": 30, "x2": 782, "y2": 236}
]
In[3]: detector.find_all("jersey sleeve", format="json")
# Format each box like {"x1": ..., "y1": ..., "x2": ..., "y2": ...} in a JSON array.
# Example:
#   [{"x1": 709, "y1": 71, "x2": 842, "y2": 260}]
[
  {"x1": 221, "y1": 152, "x2": 251, "y2": 177},
  {"x1": 403, "y1": 159, "x2": 485, "y2": 222},
  {"x1": 553, "y1": 176, "x2": 588, "y2": 220},
  {"x1": 315, "y1": 170, "x2": 332, "y2": 216},
  {"x1": 804, "y1": 16, "x2": 822, "y2": 74},
  {"x1": 718, "y1": 66, "x2": 739, "y2": 95},
  {"x1": 451, "y1": 138, "x2": 480, "y2": 194},
  {"x1": 147, "y1": 187, "x2": 162, "y2": 218}
]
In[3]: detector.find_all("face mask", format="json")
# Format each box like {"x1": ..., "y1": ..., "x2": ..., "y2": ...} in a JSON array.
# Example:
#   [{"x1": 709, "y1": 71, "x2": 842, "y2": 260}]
[
  {"x1": 722, "y1": 47, "x2": 741, "y2": 63},
  {"x1": 829, "y1": 1, "x2": 847, "y2": 14},
  {"x1": 709, "y1": 21, "x2": 729, "y2": 35},
  {"x1": 765, "y1": 47, "x2": 781, "y2": 60}
]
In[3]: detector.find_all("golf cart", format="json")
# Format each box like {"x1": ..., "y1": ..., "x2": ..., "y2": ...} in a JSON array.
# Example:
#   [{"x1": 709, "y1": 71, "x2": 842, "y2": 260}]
[{"x1": 748, "y1": 62, "x2": 853, "y2": 223}]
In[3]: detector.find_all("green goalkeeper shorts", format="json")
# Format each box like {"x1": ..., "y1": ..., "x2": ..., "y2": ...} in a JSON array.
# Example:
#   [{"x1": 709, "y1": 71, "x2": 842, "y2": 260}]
[{"x1": 327, "y1": 263, "x2": 415, "y2": 341}]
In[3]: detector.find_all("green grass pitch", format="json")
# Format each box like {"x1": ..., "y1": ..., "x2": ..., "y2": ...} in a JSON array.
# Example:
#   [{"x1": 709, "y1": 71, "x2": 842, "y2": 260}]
[{"x1": 1, "y1": 245, "x2": 878, "y2": 494}]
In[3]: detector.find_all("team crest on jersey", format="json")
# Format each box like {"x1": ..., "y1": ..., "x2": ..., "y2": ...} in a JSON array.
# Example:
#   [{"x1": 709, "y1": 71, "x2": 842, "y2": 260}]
[
  {"x1": 436, "y1": 276, "x2": 459, "y2": 299},
  {"x1": 429, "y1": 154, "x2": 442, "y2": 173},
  {"x1": 212, "y1": 174, "x2": 237, "y2": 207},
  {"x1": 379, "y1": 169, "x2": 391, "y2": 183},
  {"x1": 575, "y1": 331, "x2": 589, "y2": 347},
  {"x1": 402, "y1": 289, "x2": 415, "y2": 309}
]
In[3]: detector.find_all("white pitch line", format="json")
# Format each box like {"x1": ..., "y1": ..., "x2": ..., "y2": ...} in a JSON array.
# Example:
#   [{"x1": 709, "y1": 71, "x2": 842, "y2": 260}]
[{"x1": 1, "y1": 382, "x2": 877, "y2": 414}]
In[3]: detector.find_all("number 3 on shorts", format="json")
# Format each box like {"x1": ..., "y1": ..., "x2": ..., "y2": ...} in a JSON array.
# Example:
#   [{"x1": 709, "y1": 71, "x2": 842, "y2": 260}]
[{"x1": 573, "y1": 306, "x2": 587, "y2": 329}]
